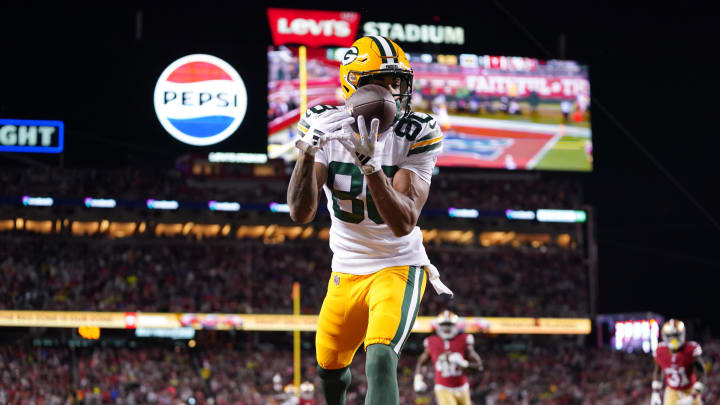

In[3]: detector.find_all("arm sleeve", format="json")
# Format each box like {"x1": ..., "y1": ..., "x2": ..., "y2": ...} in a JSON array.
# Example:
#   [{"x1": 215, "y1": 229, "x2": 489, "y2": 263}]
[
  {"x1": 399, "y1": 124, "x2": 443, "y2": 184},
  {"x1": 423, "y1": 338, "x2": 429, "y2": 348}
]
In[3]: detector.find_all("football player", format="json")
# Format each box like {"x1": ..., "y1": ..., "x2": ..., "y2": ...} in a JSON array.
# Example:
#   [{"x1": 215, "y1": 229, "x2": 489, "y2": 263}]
[
  {"x1": 651, "y1": 319, "x2": 707, "y2": 405},
  {"x1": 299, "y1": 381, "x2": 316, "y2": 405},
  {"x1": 413, "y1": 311, "x2": 483, "y2": 405},
  {"x1": 287, "y1": 35, "x2": 452, "y2": 405},
  {"x1": 280, "y1": 384, "x2": 299, "y2": 405}
]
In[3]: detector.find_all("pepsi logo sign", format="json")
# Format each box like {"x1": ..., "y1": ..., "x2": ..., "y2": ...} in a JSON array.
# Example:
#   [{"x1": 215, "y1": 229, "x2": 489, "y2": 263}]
[{"x1": 154, "y1": 54, "x2": 247, "y2": 146}]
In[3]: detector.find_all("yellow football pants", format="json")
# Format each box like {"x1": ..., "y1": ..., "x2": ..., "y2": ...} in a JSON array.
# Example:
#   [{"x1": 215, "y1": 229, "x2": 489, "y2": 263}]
[
  {"x1": 664, "y1": 387, "x2": 702, "y2": 405},
  {"x1": 435, "y1": 385, "x2": 471, "y2": 405},
  {"x1": 316, "y1": 265, "x2": 427, "y2": 370}
]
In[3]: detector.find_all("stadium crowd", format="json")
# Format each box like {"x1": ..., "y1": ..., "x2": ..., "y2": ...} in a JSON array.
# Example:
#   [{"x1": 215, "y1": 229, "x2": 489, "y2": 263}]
[
  {"x1": 0, "y1": 235, "x2": 587, "y2": 317},
  {"x1": 0, "y1": 168, "x2": 582, "y2": 210},
  {"x1": 1, "y1": 337, "x2": 718, "y2": 405}
]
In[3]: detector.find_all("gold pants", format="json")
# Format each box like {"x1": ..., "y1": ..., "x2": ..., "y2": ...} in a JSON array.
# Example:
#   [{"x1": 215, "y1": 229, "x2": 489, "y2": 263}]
[
  {"x1": 664, "y1": 387, "x2": 702, "y2": 405},
  {"x1": 315, "y1": 265, "x2": 426, "y2": 369},
  {"x1": 435, "y1": 385, "x2": 471, "y2": 405}
]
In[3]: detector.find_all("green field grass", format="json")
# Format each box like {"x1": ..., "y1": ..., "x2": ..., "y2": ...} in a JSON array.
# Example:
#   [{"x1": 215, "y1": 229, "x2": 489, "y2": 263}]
[
  {"x1": 415, "y1": 102, "x2": 591, "y2": 128},
  {"x1": 534, "y1": 136, "x2": 592, "y2": 171}
]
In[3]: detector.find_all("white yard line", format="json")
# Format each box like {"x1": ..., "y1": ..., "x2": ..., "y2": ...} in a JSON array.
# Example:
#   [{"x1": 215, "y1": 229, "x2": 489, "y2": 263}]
[
  {"x1": 526, "y1": 132, "x2": 564, "y2": 169},
  {"x1": 446, "y1": 115, "x2": 592, "y2": 138}
]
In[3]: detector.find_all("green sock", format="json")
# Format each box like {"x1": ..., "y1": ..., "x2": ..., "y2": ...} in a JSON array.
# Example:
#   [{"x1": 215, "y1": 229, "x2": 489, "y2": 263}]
[
  {"x1": 317, "y1": 365, "x2": 351, "y2": 405},
  {"x1": 364, "y1": 344, "x2": 399, "y2": 405}
]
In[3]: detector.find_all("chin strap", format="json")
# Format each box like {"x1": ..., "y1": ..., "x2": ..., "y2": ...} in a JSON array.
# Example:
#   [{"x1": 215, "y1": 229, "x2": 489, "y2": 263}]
[{"x1": 426, "y1": 264, "x2": 453, "y2": 297}]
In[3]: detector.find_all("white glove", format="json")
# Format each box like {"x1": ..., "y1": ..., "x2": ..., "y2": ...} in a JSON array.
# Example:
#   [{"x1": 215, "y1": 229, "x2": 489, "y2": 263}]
[
  {"x1": 650, "y1": 391, "x2": 662, "y2": 405},
  {"x1": 338, "y1": 115, "x2": 381, "y2": 175},
  {"x1": 448, "y1": 352, "x2": 470, "y2": 368},
  {"x1": 295, "y1": 110, "x2": 354, "y2": 156},
  {"x1": 692, "y1": 381, "x2": 704, "y2": 393},
  {"x1": 413, "y1": 374, "x2": 427, "y2": 392}
]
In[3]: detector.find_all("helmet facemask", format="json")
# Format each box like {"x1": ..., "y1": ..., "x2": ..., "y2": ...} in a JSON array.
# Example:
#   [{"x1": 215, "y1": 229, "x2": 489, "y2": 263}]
[
  {"x1": 437, "y1": 322, "x2": 457, "y2": 340},
  {"x1": 661, "y1": 319, "x2": 686, "y2": 351},
  {"x1": 663, "y1": 331, "x2": 685, "y2": 351}
]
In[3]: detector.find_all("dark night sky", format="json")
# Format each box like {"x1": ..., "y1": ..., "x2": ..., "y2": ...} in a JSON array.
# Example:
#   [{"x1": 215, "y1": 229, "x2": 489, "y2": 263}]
[{"x1": 2, "y1": 1, "x2": 719, "y2": 329}]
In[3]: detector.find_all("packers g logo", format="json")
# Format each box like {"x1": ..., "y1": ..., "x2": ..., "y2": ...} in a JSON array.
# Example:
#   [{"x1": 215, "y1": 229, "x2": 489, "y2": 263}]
[{"x1": 342, "y1": 46, "x2": 359, "y2": 65}]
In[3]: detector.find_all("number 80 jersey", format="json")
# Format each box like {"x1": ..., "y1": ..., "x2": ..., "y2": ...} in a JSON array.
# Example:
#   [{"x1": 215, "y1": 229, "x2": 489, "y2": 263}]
[{"x1": 299, "y1": 105, "x2": 443, "y2": 275}]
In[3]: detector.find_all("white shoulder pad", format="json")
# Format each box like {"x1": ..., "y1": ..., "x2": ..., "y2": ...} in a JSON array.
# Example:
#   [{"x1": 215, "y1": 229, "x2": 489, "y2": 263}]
[
  {"x1": 396, "y1": 112, "x2": 443, "y2": 157},
  {"x1": 466, "y1": 333, "x2": 475, "y2": 346},
  {"x1": 691, "y1": 341, "x2": 703, "y2": 357},
  {"x1": 396, "y1": 112, "x2": 442, "y2": 184}
]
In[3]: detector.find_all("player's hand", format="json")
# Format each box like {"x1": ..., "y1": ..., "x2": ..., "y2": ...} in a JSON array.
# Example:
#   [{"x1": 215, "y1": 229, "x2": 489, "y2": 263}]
[
  {"x1": 413, "y1": 374, "x2": 427, "y2": 393},
  {"x1": 338, "y1": 115, "x2": 380, "y2": 175},
  {"x1": 295, "y1": 110, "x2": 355, "y2": 156},
  {"x1": 448, "y1": 352, "x2": 470, "y2": 369},
  {"x1": 692, "y1": 381, "x2": 704, "y2": 394},
  {"x1": 650, "y1": 380, "x2": 663, "y2": 405}
]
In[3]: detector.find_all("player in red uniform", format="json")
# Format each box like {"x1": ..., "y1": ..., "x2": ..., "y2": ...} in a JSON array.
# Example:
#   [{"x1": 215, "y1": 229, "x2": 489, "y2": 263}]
[
  {"x1": 299, "y1": 381, "x2": 316, "y2": 405},
  {"x1": 651, "y1": 319, "x2": 707, "y2": 405},
  {"x1": 275, "y1": 381, "x2": 316, "y2": 405},
  {"x1": 414, "y1": 311, "x2": 483, "y2": 405}
]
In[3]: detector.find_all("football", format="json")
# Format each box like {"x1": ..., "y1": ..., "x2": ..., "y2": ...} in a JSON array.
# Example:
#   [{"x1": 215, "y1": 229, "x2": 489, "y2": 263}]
[{"x1": 346, "y1": 84, "x2": 397, "y2": 134}]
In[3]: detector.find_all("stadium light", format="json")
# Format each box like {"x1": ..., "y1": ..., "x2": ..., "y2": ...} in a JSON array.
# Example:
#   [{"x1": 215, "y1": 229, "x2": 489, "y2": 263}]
[
  {"x1": 505, "y1": 209, "x2": 536, "y2": 220},
  {"x1": 269, "y1": 202, "x2": 290, "y2": 213},
  {"x1": 84, "y1": 197, "x2": 117, "y2": 208},
  {"x1": 536, "y1": 209, "x2": 586, "y2": 223},
  {"x1": 448, "y1": 207, "x2": 479, "y2": 218},
  {"x1": 21, "y1": 196, "x2": 53, "y2": 207},
  {"x1": 146, "y1": 199, "x2": 179, "y2": 210},
  {"x1": 208, "y1": 201, "x2": 241, "y2": 212}
]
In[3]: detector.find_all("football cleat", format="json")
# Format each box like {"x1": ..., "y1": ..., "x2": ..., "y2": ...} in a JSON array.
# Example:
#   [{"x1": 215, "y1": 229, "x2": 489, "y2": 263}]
[
  {"x1": 339, "y1": 36, "x2": 413, "y2": 123},
  {"x1": 661, "y1": 319, "x2": 686, "y2": 351},
  {"x1": 435, "y1": 310, "x2": 461, "y2": 340}
]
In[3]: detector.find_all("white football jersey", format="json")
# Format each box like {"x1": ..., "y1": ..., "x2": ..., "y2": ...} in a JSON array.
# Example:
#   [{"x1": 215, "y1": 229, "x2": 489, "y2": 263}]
[{"x1": 298, "y1": 104, "x2": 443, "y2": 275}]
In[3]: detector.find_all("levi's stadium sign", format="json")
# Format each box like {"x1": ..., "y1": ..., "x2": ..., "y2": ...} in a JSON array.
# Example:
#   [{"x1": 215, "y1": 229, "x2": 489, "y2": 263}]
[
  {"x1": 363, "y1": 21, "x2": 465, "y2": 45},
  {"x1": 267, "y1": 8, "x2": 360, "y2": 47}
]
